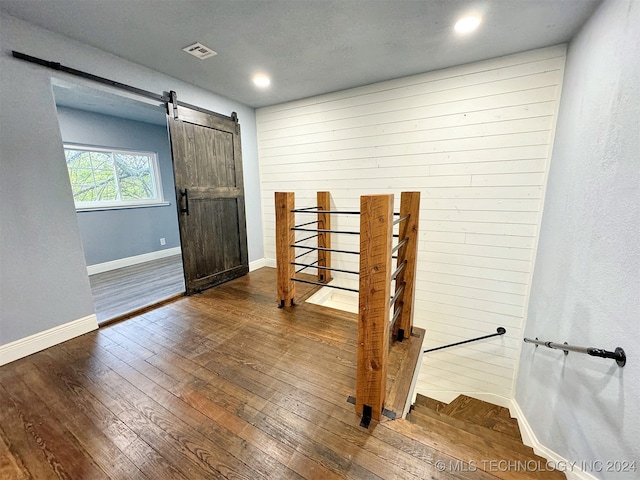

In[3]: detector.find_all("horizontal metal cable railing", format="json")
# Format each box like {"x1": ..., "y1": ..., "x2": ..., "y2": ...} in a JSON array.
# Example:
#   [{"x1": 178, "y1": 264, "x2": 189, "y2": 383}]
[{"x1": 276, "y1": 191, "x2": 421, "y2": 427}]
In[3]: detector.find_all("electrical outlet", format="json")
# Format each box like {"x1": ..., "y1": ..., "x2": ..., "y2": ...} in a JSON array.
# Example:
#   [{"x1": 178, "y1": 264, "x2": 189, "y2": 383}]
[{"x1": 160, "y1": 237, "x2": 166, "y2": 246}]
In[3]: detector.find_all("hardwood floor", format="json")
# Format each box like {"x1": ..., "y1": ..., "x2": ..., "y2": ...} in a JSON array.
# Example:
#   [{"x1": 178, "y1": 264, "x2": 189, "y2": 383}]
[
  {"x1": 0, "y1": 268, "x2": 554, "y2": 479},
  {"x1": 407, "y1": 395, "x2": 566, "y2": 480},
  {"x1": 89, "y1": 255, "x2": 185, "y2": 324}
]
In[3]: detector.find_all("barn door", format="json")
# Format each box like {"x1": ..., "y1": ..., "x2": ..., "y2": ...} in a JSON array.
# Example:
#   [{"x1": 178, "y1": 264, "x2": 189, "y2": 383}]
[{"x1": 167, "y1": 97, "x2": 248, "y2": 294}]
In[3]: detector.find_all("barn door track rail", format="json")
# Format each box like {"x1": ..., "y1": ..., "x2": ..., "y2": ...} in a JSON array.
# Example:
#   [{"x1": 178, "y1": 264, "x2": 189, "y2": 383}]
[{"x1": 11, "y1": 51, "x2": 234, "y2": 121}]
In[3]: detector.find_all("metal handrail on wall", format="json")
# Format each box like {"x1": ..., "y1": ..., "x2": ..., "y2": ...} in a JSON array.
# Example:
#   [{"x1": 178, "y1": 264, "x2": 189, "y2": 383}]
[
  {"x1": 423, "y1": 327, "x2": 506, "y2": 354},
  {"x1": 523, "y1": 337, "x2": 626, "y2": 367}
]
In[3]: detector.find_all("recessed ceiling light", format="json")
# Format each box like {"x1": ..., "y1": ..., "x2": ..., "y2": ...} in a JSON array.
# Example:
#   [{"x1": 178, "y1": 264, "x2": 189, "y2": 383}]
[
  {"x1": 454, "y1": 16, "x2": 482, "y2": 34},
  {"x1": 253, "y1": 74, "x2": 271, "y2": 88}
]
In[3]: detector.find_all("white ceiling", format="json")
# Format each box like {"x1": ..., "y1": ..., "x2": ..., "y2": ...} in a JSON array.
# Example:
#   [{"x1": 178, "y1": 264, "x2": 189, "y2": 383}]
[
  {"x1": 52, "y1": 81, "x2": 168, "y2": 126},
  {"x1": 1, "y1": 0, "x2": 601, "y2": 109}
]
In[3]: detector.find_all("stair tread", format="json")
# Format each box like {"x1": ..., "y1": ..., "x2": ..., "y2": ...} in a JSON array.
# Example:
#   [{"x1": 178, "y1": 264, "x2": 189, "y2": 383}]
[
  {"x1": 415, "y1": 394, "x2": 522, "y2": 439},
  {"x1": 441, "y1": 395, "x2": 510, "y2": 419},
  {"x1": 392, "y1": 418, "x2": 566, "y2": 480},
  {"x1": 409, "y1": 405, "x2": 535, "y2": 457}
]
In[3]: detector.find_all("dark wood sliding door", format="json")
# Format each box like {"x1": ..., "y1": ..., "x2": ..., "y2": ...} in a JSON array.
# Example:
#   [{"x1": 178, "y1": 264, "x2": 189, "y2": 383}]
[{"x1": 167, "y1": 102, "x2": 248, "y2": 294}]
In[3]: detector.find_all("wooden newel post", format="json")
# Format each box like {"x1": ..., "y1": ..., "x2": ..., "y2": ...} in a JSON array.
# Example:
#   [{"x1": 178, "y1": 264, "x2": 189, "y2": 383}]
[
  {"x1": 317, "y1": 191, "x2": 331, "y2": 283},
  {"x1": 275, "y1": 192, "x2": 295, "y2": 307},
  {"x1": 356, "y1": 194, "x2": 393, "y2": 424},
  {"x1": 393, "y1": 191, "x2": 420, "y2": 341}
]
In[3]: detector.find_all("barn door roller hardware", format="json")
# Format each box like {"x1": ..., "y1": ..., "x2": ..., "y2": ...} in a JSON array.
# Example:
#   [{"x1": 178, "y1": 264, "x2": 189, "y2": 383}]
[
  {"x1": 169, "y1": 90, "x2": 179, "y2": 119},
  {"x1": 12, "y1": 50, "x2": 236, "y2": 122}
]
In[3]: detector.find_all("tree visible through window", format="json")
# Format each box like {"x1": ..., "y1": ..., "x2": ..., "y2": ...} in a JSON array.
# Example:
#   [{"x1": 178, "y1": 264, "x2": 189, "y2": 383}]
[{"x1": 64, "y1": 145, "x2": 163, "y2": 209}]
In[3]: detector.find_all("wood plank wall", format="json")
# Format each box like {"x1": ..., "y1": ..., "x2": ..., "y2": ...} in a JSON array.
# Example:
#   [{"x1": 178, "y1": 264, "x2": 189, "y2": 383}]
[{"x1": 257, "y1": 46, "x2": 566, "y2": 403}]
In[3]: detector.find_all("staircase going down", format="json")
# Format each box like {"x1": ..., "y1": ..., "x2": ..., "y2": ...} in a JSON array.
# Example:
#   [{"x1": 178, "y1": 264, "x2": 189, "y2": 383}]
[{"x1": 403, "y1": 394, "x2": 567, "y2": 480}]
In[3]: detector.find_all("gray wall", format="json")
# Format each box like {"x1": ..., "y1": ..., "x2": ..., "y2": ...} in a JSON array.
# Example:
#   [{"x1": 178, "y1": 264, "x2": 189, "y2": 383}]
[
  {"x1": 516, "y1": 0, "x2": 639, "y2": 475},
  {"x1": 56, "y1": 106, "x2": 180, "y2": 265},
  {"x1": 0, "y1": 62, "x2": 95, "y2": 344},
  {"x1": 0, "y1": 12, "x2": 263, "y2": 346}
]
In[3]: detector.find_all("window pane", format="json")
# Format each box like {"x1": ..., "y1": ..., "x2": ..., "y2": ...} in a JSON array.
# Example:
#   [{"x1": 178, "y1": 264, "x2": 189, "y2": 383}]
[
  {"x1": 115, "y1": 154, "x2": 156, "y2": 200},
  {"x1": 66, "y1": 151, "x2": 93, "y2": 188},
  {"x1": 89, "y1": 152, "x2": 117, "y2": 201},
  {"x1": 65, "y1": 147, "x2": 160, "y2": 207},
  {"x1": 93, "y1": 178, "x2": 118, "y2": 201},
  {"x1": 89, "y1": 151, "x2": 111, "y2": 171},
  {"x1": 72, "y1": 184, "x2": 97, "y2": 202}
]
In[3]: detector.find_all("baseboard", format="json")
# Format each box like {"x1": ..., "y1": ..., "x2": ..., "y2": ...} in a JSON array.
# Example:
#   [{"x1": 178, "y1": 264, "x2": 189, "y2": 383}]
[
  {"x1": 265, "y1": 257, "x2": 276, "y2": 268},
  {"x1": 509, "y1": 399, "x2": 600, "y2": 480},
  {"x1": 249, "y1": 258, "x2": 267, "y2": 272},
  {"x1": 87, "y1": 247, "x2": 182, "y2": 275},
  {"x1": 0, "y1": 314, "x2": 98, "y2": 366}
]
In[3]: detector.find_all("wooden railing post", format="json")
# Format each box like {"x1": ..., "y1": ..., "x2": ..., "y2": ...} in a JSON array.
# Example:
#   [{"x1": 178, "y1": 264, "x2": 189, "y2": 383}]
[
  {"x1": 275, "y1": 192, "x2": 295, "y2": 307},
  {"x1": 393, "y1": 191, "x2": 420, "y2": 341},
  {"x1": 317, "y1": 191, "x2": 331, "y2": 283},
  {"x1": 357, "y1": 194, "x2": 393, "y2": 424}
]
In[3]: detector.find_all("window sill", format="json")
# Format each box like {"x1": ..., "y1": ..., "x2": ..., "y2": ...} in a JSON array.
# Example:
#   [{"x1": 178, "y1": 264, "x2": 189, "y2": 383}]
[{"x1": 76, "y1": 201, "x2": 171, "y2": 212}]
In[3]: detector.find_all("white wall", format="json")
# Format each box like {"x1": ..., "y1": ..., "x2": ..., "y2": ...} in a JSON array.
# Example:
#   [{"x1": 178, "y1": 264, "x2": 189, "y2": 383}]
[
  {"x1": 257, "y1": 46, "x2": 566, "y2": 404},
  {"x1": 0, "y1": 13, "x2": 263, "y2": 352},
  {"x1": 516, "y1": 1, "x2": 639, "y2": 477}
]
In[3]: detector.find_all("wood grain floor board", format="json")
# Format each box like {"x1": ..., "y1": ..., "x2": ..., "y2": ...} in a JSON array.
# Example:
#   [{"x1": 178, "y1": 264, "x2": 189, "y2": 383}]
[
  {"x1": 1, "y1": 267, "x2": 546, "y2": 479},
  {"x1": 89, "y1": 255, "x2": 185, "y2": 323},
  {"x1": 0, "y1": 430, "x2": 30, "y2": 480},
  {"x1": 0, "y1": 380, "x2": 110, "y2": 480},
  {"x1": 91, "y1": 346, "x2": 303, "y2": 480},
  {"x1": 10, "y1": 360, "x2": 148, "y2": 480},
  {"x1": 57, "y1": 342, "x2": 259, "y2": 480}
]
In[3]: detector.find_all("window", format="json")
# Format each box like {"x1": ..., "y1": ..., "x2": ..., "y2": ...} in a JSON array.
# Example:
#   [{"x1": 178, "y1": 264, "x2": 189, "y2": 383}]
[{"x1": 64, "y1": 145, "x2": 166, "y2": 210}]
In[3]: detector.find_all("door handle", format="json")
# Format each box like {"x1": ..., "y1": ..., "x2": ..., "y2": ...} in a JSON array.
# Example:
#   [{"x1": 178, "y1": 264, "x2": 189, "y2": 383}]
[{"x1": 179, "y1": 188, "x2": 189, "y2": 215}]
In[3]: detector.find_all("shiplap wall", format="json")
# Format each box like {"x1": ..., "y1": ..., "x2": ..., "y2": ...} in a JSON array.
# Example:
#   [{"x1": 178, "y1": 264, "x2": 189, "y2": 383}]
[{"x1": 257, "y1": 45, "x2": 566, "y2": 405}]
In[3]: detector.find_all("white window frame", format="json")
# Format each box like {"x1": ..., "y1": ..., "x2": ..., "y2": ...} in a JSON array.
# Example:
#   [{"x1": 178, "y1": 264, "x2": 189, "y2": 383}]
[{"x1": 64, "y1": 144, "x2": 169, "y2": 211}]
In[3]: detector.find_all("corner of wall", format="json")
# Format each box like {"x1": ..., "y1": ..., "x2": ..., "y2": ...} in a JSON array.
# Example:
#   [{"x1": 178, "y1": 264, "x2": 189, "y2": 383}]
[
  {"x1": 249, "y1": 258, "x2": 268, "y2": 271},
  {"x1": 509, "y1": 43, "x2": 569, "y2": 398},
  {"x1": 509, "y1": 399, "x2": 601, "y2": 480}
]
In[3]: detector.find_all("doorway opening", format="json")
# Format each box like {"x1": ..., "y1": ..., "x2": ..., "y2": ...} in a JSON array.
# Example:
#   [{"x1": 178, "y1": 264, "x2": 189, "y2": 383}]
[{"x1": 52, "y1": 80, "x2": 185, "y2": 324}]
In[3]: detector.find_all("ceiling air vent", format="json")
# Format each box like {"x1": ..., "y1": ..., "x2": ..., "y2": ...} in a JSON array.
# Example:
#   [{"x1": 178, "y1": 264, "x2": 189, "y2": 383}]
[{"x1": 182, "y1": 42, "x2": 217, "y2": 60}]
